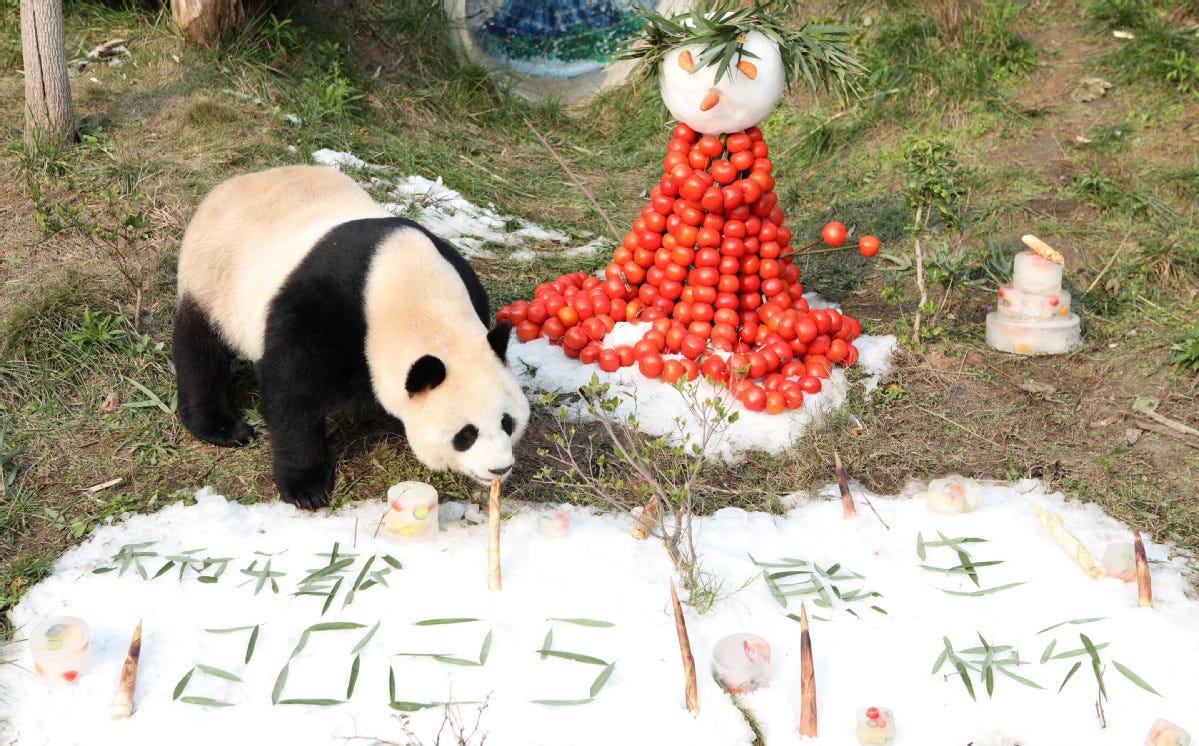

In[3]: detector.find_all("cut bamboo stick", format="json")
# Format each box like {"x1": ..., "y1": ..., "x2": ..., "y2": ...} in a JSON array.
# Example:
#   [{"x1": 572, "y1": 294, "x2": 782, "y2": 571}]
[
  {"x1": 1032, "y1": 504, "x2": 1105, "y2": 579},
  {"x1": 669, "y1": 579, "x2": 699, "y2": 716},
  {"x1": 111, "y1": 619, "x2": 142, "y2": 719},
  {"x1": 798, "y1": 602, "x2": 817, "y2": 737},
  {"x1": 835, "y1": 452, "x2": 856, "y2": 518},
  {"x1": 1134, "y1": 529, "x2": 1153, "y2": 608},
  {"x1": 488, "y1": 479, "x2": 502, "y2": 592},
  {"x1": 632, "y1": 494, "x2": 660, "y2": 540}
]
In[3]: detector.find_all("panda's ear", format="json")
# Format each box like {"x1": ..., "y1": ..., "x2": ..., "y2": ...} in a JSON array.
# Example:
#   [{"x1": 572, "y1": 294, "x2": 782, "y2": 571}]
[
  {"x1": 406, "y1": 355, "x2": 446, "y2": 396},
  {"x1": 487, "y1": 321, "x2": 511, "y2": 362}
]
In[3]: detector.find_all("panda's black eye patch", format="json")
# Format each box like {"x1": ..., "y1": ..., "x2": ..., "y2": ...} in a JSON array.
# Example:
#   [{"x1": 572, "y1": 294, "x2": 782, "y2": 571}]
[
  {"x1": 453, "y1": 424, "x2": 479, "y2": 452},
  {"x1": 501, "y1": 413, "x2": 515, "y2": 436}
]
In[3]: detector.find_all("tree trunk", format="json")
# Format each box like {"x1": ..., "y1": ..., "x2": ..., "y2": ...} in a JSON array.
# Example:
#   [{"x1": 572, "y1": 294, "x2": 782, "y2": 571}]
[
  {"x1": 20, "y1": 0, "x2": 76, "y2": 149},
  {"x1": 170, "y1": 0, "x2": 252, "y2": 47}
]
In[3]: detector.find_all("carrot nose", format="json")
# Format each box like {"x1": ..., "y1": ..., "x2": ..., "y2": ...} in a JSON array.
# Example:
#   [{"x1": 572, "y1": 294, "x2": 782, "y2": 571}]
[
  {"x1": 737, "y1": 60, "x2": 758, "y2": 79},
  {"x1": 677, "y1": 50, "x2": 694, "y2": 72},
  {"x1": 700, "y1": 89, "x2": 721, "y2": 111}
]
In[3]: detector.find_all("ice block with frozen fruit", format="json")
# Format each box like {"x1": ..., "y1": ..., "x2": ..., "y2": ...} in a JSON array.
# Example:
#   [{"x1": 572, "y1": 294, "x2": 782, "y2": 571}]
[
  {"x1": 985, "y1": 313, "x2": 1081, "y2": 355},
  {"x1": 1145, "y1": 719, "x2": 1191, "y2": 746},
  {"x1": 1013, "y1": 251, "x2": 1064, "y2": 294},
  {"x1": 997, "y1": 284, "x2": 1072, "y2": 320},
  {"x1": 857, "y1": 706, "x2": 896, "y2": 744},
  {"x1": 927, "y1": 475, "x2": 981, "y2": 514}
]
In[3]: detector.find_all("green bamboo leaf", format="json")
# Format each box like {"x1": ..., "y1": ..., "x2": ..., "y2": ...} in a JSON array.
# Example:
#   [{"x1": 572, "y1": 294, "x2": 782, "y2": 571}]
[
  {"x1": 205, "y1": 625, "x2": 255, "y2": 634},
  {"x1": 196, "y1": 664, "x2": 242, "y2": 682},
  {"x1": 532, "y1": 698, "x2": 595, "y2": 706},
  {"x1": 541, "y1": 629, "x2": 553, "y2": 660},
  {"x1": 153, "y1": 561, "x2": 176, "y2": 579},
  {"x1": 246, "y1": 625, "x2": 259, "y2": 664},
  {"x1": 984, "y1": 664, "x2": 994, "y2": 697},
  {"x1": 940, "y1": 582, "x2": 1026, "y2": 597},
  {"x1": 1040, "y1": 639, "x2": 1057, "y2": 664},
  {"x1": 342, "y1": 555, "x2": 376, "y2": 608},
  {"x1": 352, "y1": 621, "x2": 380, "y2": 655},
  {"x1": 547, "y1": 618, "x2": 615, "y2": 627},
  {"x1": 432, "y1": 655, "x2": 483, "y2": 667},
  {"x1": 479, "y1": 630, "x2": 493, "y2": 665},
  {"x1": 536, "y1": 649, "x2": 609, "y2": 666},
  {"x1": 1058, "y1": 661, "x2": 1082, "y2": 693},
  {"x1": 871, "y1": 605, "x2": 888, "y2": 615},
  {"x1": 197, "y1": 576, "x2": 219, "y2": 584},
  {"x1": 995, "y1": 666, "x2": 1044, "y2": 689},
  {"x1": 173, "y1": 668, "x2": 194, "y2": 700},
  {"x1": 1035, "y1": 617, "x2": 1105, "y2": 635},
  {"x1": 272, "y1": 663, "x2": 289, "y2": 704},
  {"x1": 414, "y1": 618, "x2": 480, "y2": 626},
  {"x1": 916, "y1": 532, "x2": 926, "y2": 561},
  {"x1": 382, "y1": 554, "x2": 403, "y2": 570},
  {"x1": 589, "y1": 662, "x2": 616, "y2": 698},
  {"x1": 277, "y1": 698, "x2": 344, "y2": 706},
  {"x1": 389, "y1": 666, "x2": 396, "y2": 702},
  {"x1": 953, "y1": 660, "x2": 976, "y2": 701},
  {"x1": 1051, "y1": 642, "x2": 1111, "y2": 659},
  {"x1": 1111, "y1": 660, "x2": 1159, "y2": 696},
  {"x1": 389, "y1": 700, "x2": 442, "y2": 712},
  {"x1": 321, "y1": 577, "x2": 342, "y2": 616},
  {"x1": 347, "y1": 655, "x2": 360, "y2": 699},
  {"x1": 179, "y1": 696, "x2": 234, "y2": 707}
]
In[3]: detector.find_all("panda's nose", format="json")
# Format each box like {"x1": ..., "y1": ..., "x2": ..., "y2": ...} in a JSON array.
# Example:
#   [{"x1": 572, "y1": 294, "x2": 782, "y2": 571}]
[{"x1": 489, "y1": 464, "x2": 513, "y2": 477}]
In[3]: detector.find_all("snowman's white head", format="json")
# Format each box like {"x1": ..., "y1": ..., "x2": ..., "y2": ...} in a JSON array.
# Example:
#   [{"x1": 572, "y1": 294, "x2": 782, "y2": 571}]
[{"x1": 659, "y1": 30, "x2": 785, "y2": 135}]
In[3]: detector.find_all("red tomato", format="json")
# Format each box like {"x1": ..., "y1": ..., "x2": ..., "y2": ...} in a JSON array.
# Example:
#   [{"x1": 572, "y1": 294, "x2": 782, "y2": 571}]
[
  {"x1": 541, "y1": 317, "x2": 566, "y2": 342},
  {"x1": 515, "y1": 320, "x2": 541, "y2": 342},
  {"x1": 692, "y1": 266, "x2": 719, "y2": 287},
  {"x1": 688, "y1": 149, "x2": 710, "y2": 170},
  {"x1": 598, "y1": 348, "x2": 621, "y2": 373},
  {"x1": 731, "y1": 150, "x2": 755, "y2": 172},
  {"x1": 700, "y1": 355, "x2": 728, "y2": 382},
  {"x1": 563, "y1": 326, "x2": 589, "y2": 351},
  {"x1": 799, "y1": 374, "x2": 823, "y2": 394},
  {"x1": 711, "y1": 160, "x2": 738, "y2": 185},
  {"x1": 726, "y1": 132, "x2": 752, "y2": 153},
  {"x1": 739, "y1": 385, "x2": 767, "y2": 412},
  {"x1": 637, "y1": 352, "x2": 664, "y2": 379},
  {"x1": 859, "y1": 235, "x2": 881, "y2": 257},
  {"x1": 696, "y1": 135, "x2": 723, "y2": 157},
  {"x1": 764, "y1": 391, "x2": 785, "y2": 415},
  {"x1": 822, "y1": 221, "x2": 847, "y2": 247},
  {"x1": 582, "y1": 316, "x2": 607, "y2": 341},
  {"x1": 673, "y1": 123, "x2": 696, "y2": 142},
  {"x1": 615, "y1": 345, "x2": 636, "y2": 367},
  {"x1": 806, "y1": 355, "x2": 832, "y2": 378},
  {"x1": 782, "y1": 383, "x2": 804, "y2": 409},
  {"x1": 580, "y1": 343, "x2": 602, "y2": 365},
  {"x1": 828, "y1": 338, "x2": 849, "y2": 362},
  {"x1": 661, "y1": 359, "x2": 686, "y2": 384},
  {"x1": 680, "y1": 332, "x2": 707, "y2": 359}
]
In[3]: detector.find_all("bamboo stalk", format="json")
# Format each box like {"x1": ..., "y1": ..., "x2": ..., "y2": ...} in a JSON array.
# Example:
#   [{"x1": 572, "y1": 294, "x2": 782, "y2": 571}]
[
  {"x1": 669, "y1": 579, "x2": 699, "y2": 716},
  {"x1": 111, "y1": 619, "x2": 142, "y2": 719},
  {"x1": 1134, "y1": 529, "x2": 1152, "y2": 608},
  {"x1": 834, "y1": 452, "x2": 856, "y2": 518},
  {"x1": 488, "y1": 479, "x2": 502, "y2": 592},
  {"x1": 798, "y1": 602, "x2": 817, "y2": 737},
  {"x1": 632, "y1": 494, "x2": 660, "y2": 540},
  {"x1": 1032, "y1": 505, "x2": 1105, "y2": 579}
]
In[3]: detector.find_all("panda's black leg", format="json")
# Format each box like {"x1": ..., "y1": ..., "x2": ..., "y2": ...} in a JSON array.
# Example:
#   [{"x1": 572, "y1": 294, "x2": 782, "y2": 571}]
[
  {"x1": 172, "y1": 296, "x2": 255, "y2": 447},
  {"x1": 258, "y1": 374, "x2": 334, "y2": 510}
]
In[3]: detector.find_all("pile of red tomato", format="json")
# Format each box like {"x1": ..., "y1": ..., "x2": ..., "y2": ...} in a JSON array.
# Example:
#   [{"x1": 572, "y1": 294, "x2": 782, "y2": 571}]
[{"x1": 496, "y1": 123, "x2": 879, "y2": 416}]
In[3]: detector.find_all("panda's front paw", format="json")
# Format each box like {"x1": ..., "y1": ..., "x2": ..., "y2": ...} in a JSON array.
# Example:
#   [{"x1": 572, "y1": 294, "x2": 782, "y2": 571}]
[
  {"x1": 183, "y1": 414, "x2": 256, "y2": 448},
  {"x1": 275, "y1": 463, "x2": 335, "y2": 509}
]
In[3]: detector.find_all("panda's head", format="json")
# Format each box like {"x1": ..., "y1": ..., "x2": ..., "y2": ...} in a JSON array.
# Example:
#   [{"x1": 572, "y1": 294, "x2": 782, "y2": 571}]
[{"x1": 394, "y1": 322, "x2": 530, "y2": 485}]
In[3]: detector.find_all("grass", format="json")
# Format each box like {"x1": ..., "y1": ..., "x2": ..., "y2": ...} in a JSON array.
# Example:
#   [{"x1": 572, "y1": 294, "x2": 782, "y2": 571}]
[{"x1": 0, "y1": 0, "x2": 1197, "y2": 635}]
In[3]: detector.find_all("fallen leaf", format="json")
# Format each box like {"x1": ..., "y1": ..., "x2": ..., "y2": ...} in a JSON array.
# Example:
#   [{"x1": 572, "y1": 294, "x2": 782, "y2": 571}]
[{"x1": 1070, "y1": 78, "x2": 1113, "y2": 103}]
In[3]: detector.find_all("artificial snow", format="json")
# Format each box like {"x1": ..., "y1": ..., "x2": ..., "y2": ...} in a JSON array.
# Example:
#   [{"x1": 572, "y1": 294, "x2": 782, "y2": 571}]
[
  {"x1": 310, "y1": 149, "x2": 609, "y2": 260},
  {"x1": 1, "y1": 482, "x2": 1196, "y2": 746},
  {"x1": 511, "y1": 314, "x2": 896, "y2": 459}
]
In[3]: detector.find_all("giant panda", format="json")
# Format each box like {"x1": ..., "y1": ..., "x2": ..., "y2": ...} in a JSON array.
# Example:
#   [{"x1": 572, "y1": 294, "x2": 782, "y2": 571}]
[{"x1": 172, "y1": 165, "x2": 530, "y2": 509}]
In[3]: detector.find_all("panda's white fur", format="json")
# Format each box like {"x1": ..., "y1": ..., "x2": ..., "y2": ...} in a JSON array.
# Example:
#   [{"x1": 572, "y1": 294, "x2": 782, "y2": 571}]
[{"x1": 174, "y1": 165, "x2": 529, "y2": 508}]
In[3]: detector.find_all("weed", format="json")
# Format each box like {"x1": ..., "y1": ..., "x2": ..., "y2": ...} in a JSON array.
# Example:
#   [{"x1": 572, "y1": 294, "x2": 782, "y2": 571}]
[
  {"x1": 900, "y1": 138, "x2": 964, "y2": 343},
  {"x1": 535, "y1": 376, "x2": 739, "y2": 606},
  {"x1": 1168, "y1": 327, "x2": 1199, "y2": 374},
  {"x1": 1087, "y1": 0, "x2": 1199, "y2": 94}
]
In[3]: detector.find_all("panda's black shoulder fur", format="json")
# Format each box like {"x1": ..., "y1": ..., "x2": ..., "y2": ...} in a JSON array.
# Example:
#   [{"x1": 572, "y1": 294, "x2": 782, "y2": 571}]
[
  {"x1": 284, "y1": 216, "x2": 491, "y2": 326},
  {"x1": 258, "y1": 217, "x2": 491, "y2": 412}
]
